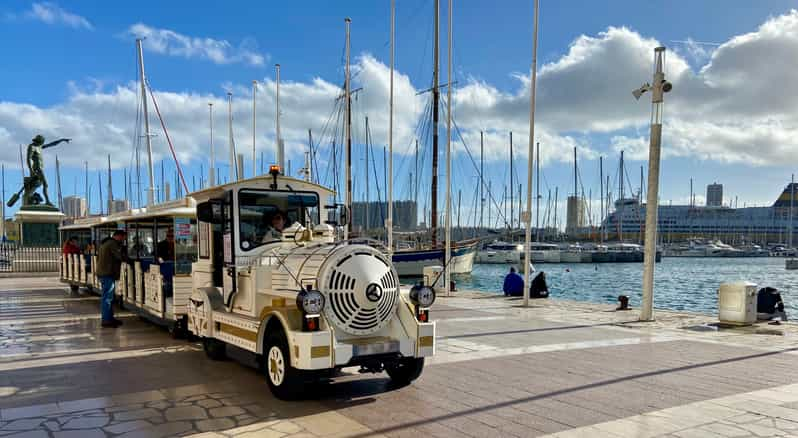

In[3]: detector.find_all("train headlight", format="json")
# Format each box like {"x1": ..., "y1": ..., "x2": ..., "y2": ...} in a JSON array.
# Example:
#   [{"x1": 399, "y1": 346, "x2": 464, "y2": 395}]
[
  {"x1": 409, "y1": 284, "x2": 436, "y2": 307},
  {"x1": 297, "y1": 288, "x2": 325, "y2": 315}
]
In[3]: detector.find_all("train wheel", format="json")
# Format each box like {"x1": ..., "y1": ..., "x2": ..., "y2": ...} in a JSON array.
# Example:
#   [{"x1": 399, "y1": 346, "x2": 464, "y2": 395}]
[
  {"x1": 386, "y1": 358, "x2": 424, "y2": 386},
  {"x1": 264, "y1": 332, "x2": 302, "y2": 400}
]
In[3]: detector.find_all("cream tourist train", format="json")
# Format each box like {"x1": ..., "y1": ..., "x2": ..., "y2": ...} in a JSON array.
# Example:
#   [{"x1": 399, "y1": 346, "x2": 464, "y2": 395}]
[{"x1": 59, "y1": 169, "x2": 436, "y2": 399}]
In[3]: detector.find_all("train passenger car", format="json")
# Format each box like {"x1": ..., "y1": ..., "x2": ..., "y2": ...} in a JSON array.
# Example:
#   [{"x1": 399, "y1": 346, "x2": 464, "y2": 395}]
[
  {"x1": 114, "y1": 198, "x2": 197, "y2": 335},
  {"x1": 59, "y1": 216, "x2": 112, "y2": 293}
]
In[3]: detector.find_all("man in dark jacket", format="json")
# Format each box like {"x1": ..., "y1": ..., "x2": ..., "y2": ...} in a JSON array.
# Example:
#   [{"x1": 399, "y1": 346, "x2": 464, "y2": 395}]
[
  {"x1": 503, "y1": 267, "x2": 524, "y2": 296},
  {"x1": 96, "y1": 230, "x2": 127, "y2": 328}
]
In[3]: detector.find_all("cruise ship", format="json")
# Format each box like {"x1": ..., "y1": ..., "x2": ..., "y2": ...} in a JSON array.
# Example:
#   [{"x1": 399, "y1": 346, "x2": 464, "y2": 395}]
[{"x1": 595, "y1": 182, "x2": 798, "y2": 245}]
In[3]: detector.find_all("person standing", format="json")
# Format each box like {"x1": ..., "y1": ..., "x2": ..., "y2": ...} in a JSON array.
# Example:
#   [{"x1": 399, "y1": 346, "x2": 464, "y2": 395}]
[{"x1": 96, "y1": 230, "x2": 127, "y2": 328}]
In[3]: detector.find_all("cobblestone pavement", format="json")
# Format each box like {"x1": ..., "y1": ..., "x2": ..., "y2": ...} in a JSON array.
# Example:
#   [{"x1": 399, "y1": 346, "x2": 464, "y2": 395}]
[{"x1": 4, "y1": 277, "x2": 798, "y2": 437}]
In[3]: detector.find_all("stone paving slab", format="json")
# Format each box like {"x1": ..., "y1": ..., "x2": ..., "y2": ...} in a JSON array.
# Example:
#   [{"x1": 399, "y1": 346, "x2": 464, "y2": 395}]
[{"x1": 4, "y1": 279, "x2": 798, "y2": 437}]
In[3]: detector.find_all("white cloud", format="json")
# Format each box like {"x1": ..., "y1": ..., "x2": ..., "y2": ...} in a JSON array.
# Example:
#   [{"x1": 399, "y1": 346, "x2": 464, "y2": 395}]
[
  {"x1": 129, "y1": 23, "x2": 266, "y2": 67},
  {"x1": 4, "y1": 9, "x2": 798, "y2": 183},
  {"x1": 0, "y1": 54, "x2": 423, "y2": 175},
  {"x1": 26, "y1": 2, "x2": 92, "y2": 30}
]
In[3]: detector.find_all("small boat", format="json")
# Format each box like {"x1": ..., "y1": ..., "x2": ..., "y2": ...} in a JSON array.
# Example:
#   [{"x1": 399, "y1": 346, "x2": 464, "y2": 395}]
[
  {"x1": 477, "y1": 241, "x2": 522, "y2": 264},
  {"x1": 527, "y1": 242, "x2": 561, "y2": 263},
  {"x1": 786, "y1": 258, "x2": 798, "y2": 270}
]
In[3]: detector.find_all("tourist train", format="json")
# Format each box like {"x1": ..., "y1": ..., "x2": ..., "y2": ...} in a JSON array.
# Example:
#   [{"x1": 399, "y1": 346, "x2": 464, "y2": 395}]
[{"x1": 59, "y1": 170, "x2": 436, "y2": 399}]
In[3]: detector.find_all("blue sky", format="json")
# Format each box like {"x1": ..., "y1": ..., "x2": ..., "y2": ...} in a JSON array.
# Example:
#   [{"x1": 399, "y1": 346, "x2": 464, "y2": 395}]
[{"x1": 1, "y1": 1, "x2": 797, "y2": 226}]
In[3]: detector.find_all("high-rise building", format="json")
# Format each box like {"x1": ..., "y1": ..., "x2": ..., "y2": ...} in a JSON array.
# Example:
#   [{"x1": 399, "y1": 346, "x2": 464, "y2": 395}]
[
  {"x1": 111, "y1": 199, "x2": 129, "y2": 213},
  {"x1": 565, "y1": 196, "x2": 585, "y2": 234},
  {"x1": 62, "y1": 196, "x2": 87, "y2": 218},
  {"x1": 351, "y1": 200, "x2": 418, "y2": 231},
  {"x1": 707, "y1": 183, "x2": 723, "y2": 207}
]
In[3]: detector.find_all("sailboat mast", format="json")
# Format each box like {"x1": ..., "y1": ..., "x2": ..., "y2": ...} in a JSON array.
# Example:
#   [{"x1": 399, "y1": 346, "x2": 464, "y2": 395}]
[
  {"x1": 600, "y1": 156, "x2": 604, "y2": 243},
  {"x1": 523, "y1": 0, "x2": 540, "y2": 307},
  {"x1": 535, "y1": 142, "x2": 540, "y2": 241},
  {"x1": 276, "y1": 64, "x2": 284, "y2": 172},
  {"x1": 619, "y1": 150, "x2": 624, "y2": 241},
  {"x1": 208, "y1": 103, "x2": 215, "y2": 186},
  {"x1": 431, "y1": 0, "x2": 440, "y2": 248},
  {"x1": 228, "y1": 92, "x2": 236, "y2": 181},
  {"x1": 573, "y1": 146, "x2": 577, "y2": 197},
  {"x1": 510, "y1": 132, "x2": 514, "y2": 230},
  {"x1": 344, "y1": 18, "x2": 352, "y2": 238},
  {"x1": 444, "y1": 0, "x2": 452, "y2": 295},
  {"x1": 479, "y1": 132, "x2": 484, "y2": 230},
  {"x1": 55, "y1": 156, "x2": 63, "y2": 211},
  {"x1": 84, "y1": 161, "x2": 89, "y2": 213},
  {"x1": 107, "y1": 155, "x2": 112, "y2": 214},
  {"x1": 252, "y1": 80, "x2": 257, "y2": 177},
  {"x1": 388, "y1": 0, "x2": 395, "y2": 253},
  {"x1": 136, "y1": 38, "x2": 156, "y2": 206}
]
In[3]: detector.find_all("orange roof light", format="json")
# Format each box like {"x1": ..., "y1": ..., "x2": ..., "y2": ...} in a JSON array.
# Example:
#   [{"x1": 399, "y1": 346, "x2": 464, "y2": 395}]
[{"x1": 269, "y1": 165, "x2": 281, "y2": 176}]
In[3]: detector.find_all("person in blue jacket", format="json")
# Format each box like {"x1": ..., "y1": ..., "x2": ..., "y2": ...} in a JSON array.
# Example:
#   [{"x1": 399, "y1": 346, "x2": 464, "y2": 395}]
[{"x1": 503, "y1": 266, "x2": 524, "y2": 296}]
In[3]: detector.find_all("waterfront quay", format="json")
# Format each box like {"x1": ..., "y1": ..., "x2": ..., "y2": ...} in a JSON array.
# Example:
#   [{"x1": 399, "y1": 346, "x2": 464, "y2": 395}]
[{"x1": 4, "y1": 278, "x2": 798, "y2": 437}]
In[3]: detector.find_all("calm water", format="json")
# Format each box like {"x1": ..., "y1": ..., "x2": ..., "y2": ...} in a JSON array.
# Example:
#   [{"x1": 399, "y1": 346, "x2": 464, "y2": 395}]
[{"x1": 450, "y1": 258, "x2": 798, "y2": 315}]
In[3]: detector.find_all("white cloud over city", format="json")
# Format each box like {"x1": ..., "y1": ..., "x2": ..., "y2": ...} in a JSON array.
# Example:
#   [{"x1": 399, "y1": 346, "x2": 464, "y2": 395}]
[{"x1": 2, "y1": 10, "x2": 798, "y2": 175}]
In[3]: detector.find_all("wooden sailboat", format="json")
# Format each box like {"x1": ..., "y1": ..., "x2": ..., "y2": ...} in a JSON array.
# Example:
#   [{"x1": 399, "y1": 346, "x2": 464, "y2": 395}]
[{"x1": 389, "y1": 0, "x2": 477, "y2": 277}]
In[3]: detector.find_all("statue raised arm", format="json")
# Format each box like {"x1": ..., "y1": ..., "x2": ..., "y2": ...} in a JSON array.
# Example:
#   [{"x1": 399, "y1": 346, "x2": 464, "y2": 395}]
[
  {"x1": 8, "y1": 135, "x2": 71, "y2": 209},
  {"x1": 42, "y1": 138, "x2": 71, "y2": 149}
]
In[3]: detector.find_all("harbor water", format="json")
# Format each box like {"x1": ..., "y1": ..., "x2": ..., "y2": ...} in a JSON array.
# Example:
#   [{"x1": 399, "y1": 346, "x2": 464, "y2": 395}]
[{"x1": 453, "y1": 257, "x2": 798, "y2": 315}]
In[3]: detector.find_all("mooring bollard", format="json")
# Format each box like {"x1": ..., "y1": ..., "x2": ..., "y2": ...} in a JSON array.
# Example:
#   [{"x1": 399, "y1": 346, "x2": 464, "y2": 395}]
[{"x1": 617, "y1": 295, "x2": 630, "y2": 311}]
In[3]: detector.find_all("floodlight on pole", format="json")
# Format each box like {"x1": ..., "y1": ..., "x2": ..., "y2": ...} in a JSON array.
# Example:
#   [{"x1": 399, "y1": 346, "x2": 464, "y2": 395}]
[{"x1": 638, "y1": 46, "x2": 672, "y2": 321}]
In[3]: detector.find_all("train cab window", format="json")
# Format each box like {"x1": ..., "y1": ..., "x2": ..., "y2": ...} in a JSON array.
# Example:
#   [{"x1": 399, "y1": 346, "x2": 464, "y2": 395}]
[{"x1": 238, "y1": 189, "x2": 319, "y2": 251}]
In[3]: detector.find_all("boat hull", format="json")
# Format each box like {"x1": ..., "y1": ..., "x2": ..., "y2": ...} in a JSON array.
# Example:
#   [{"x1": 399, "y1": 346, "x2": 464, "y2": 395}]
[
  {"x1": 477, "y1": 250, "x2": 521, "y2": 264},
  {"x1": 393, "y1": 243, "x2": 478, "y2": 276}
]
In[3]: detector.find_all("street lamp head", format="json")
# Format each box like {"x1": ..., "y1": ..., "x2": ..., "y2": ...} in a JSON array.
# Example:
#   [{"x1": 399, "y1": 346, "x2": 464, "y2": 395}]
[
  {"x1": 662, "y1": 80, "x2": 673, "y2": 93},
  {"x1": 632, "y1": 83, "x2": 650, "y2": 100}
]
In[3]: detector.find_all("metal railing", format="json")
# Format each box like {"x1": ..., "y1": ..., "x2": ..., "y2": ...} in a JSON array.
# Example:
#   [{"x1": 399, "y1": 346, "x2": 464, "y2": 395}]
[{"x1": 0, "y1": 243, "x2": 60, "y2": 272}]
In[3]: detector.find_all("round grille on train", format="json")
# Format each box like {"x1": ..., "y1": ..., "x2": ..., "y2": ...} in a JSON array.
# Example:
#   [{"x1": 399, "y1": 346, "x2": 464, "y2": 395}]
[{"x1": 318, "y1": 246, "x2": 399, "y2": 336}]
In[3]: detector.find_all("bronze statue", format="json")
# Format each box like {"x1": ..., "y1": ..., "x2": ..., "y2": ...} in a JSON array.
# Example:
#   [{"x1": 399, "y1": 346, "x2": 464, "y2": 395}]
[{"x1": 7, "y1": 135, "x2": 70, "y2": 208}]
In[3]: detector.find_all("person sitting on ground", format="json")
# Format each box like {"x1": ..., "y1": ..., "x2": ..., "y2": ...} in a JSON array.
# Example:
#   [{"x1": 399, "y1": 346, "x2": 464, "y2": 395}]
[
  {"x1": 502, "y1": 266, "x2": 524, "y2": 297},
  {"x1": 530, "y1": 271, "x2": 549, "y2": 298},
  {"x1": 757, "y1": 287, "x2": 788, "y2": 321},
  {"x1": 62, "y1": 237, "x2": 80, "y2": 255}
]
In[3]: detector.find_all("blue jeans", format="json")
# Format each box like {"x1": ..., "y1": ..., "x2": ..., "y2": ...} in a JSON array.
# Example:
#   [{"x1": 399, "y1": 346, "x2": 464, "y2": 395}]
[{"x1": 99, "y1": 276, "x2": 115, "y2": 322}]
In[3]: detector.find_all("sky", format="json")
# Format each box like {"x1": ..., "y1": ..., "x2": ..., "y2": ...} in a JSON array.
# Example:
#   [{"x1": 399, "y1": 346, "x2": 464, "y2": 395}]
[{"x1": 1, "y1": 0, "x2": 797, "y2": 228}]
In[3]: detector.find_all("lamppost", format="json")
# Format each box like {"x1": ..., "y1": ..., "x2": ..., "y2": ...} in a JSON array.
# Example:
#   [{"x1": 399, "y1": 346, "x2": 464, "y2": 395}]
[{"x1": 633, "y1": 46, "x2": 672, "y2": 321}]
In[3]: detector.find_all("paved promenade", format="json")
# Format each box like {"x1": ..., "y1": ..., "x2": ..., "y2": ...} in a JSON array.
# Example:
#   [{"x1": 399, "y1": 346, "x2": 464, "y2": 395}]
[{"x1": 2, "y1": 277, "x2": 798, "y2": 437}]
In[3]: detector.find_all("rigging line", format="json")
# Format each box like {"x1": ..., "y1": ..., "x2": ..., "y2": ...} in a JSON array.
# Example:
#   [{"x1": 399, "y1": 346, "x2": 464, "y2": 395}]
[
  {"x1": 322, "y1": 97, "x2": 345, "y2": 186},
  {"x1": 129, "y1": 46, "x2": 143, "y2": 171},
  {"x1": 322, "y1": 98, "x2": 345, "y2": 189},
  {"x1": 440, "y1": 94, "x2": 510, "y2": 226},
  {"x1": 145, "y1": 80, "x2": 189, "y2": 194}
]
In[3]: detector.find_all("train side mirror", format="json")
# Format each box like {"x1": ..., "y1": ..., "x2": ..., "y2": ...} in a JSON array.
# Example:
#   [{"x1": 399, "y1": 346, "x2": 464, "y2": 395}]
[{"x1": 197, "y1": 201, "x2": 224, "y2": 224}]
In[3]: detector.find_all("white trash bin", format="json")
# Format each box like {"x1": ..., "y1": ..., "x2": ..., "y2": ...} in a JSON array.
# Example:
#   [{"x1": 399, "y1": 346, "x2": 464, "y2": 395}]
[{"x1": 718, "y1": 281, "x2": 758, "y2": 326}]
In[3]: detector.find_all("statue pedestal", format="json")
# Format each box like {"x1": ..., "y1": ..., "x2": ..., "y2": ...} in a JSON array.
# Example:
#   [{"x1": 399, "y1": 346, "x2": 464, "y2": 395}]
[{"x1": 14, "y1": 209, "x2": 65, "y2": 247}]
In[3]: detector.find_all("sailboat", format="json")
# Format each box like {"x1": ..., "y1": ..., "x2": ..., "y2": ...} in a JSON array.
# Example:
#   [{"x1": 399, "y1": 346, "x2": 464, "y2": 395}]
[{"x1": 389, "y1": 0, "x2": 477, "y2": 277}]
